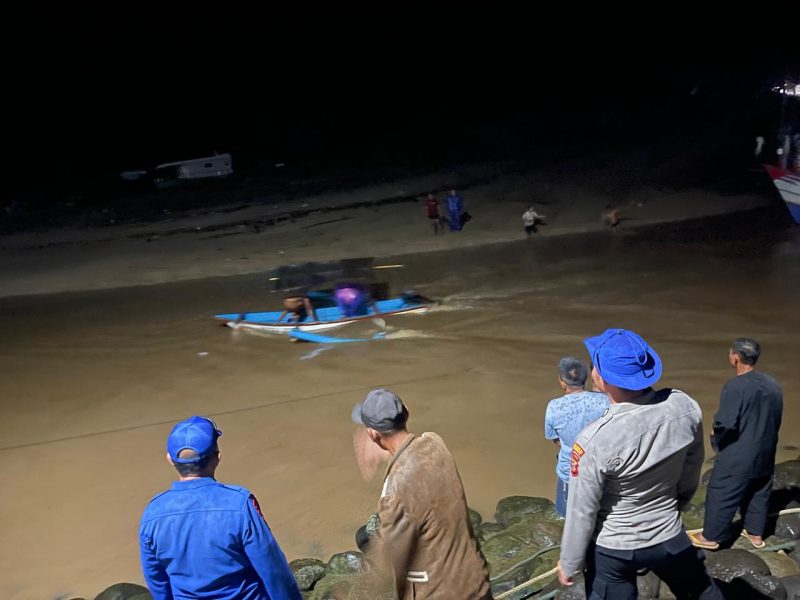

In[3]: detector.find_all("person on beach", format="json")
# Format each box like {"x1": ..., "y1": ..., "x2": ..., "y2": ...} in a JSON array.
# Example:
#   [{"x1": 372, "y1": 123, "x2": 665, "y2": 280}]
[
  {"x1": 352, "y1": 388, "x2": 492, "y2": 599},
  {"x1": 689, "y1": 338, "x2": 783, "y2": 551},
  {"x1": 558, "y1": 329, "x2": 722, "y2": 599},
  {"x1": 522, "y1": 205, "x2": 546, "y2": 237},
  {"x1": 424, "y1": 193, "x2": 442, "y2": 235},
  {"x1": 602, "y1": 204, "x2": 621, "y2": 232},
  {"x1": 446, "y1": 189, "x2": 464, "y2": 232},
  {"x1": 278, "y1": 294, "x2": 317, "y2": 323},
  {"x1": 544, "y1": 357, "x2": 609, "y2": 517},
  {"x1": 139, "y1": 416, "x2": 301, "y2": 600}
]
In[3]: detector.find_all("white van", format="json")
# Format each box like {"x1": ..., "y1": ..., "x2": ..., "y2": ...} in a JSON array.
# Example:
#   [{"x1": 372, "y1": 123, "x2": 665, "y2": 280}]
[{"x1": 152, "y1": 153, "x2": 233, "y2": 188}]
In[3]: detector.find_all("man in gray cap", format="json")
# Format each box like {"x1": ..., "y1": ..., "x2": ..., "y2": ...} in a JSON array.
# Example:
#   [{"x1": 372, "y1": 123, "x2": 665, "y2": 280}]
[
  {"x1": 544, "y1": 357, "x2": 609, "y2": 517},
  {"x1": 557, "y1": 329, "x2": 722, "y2": 599},
  {"x1": 352, "y1": 388, "x2": 492, "y2": 600}
]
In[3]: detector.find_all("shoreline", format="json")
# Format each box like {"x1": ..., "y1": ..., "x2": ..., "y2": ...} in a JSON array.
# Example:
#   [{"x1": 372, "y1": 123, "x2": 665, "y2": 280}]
[{"x1": 0, "y1": 160, "x2": 782, "y2": 300}]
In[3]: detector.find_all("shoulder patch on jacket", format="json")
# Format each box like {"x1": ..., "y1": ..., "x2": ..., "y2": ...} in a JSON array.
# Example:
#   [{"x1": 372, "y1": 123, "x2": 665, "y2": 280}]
[
  {"x1": 250, "y1": 494, "x2": 266, "y2": 521},
  {"x1": 570, "y1": 442, "x2": 585, "y2": 477}
]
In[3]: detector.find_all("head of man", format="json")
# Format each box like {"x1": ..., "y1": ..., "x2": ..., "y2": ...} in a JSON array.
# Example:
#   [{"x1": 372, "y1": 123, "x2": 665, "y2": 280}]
[
  {"x1": 729, "y1": 337, "x2": 760, "y2": 368},
  {"x1": 558, "y1": 357, "x2": 588, "y2": 392},
  {"x1": 352, "y1": 388, "x2": 409, "y2": 450},
  {"x1": 583, "y1": 329, "x2": 662, "y2": 401},
  {"x1": 166, "y1": 416, "x2": 222, "y2": 478}
]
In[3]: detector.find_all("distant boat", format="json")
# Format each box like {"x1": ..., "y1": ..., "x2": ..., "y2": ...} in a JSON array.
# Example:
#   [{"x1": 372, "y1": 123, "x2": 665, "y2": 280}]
[{"x1": 765, "y1": 164, "x2": 800, "y2": 224}]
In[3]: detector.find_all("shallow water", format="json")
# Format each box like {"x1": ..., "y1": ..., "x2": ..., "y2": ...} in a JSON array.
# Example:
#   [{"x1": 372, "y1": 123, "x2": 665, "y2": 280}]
[{"x1": 1, "y1": 211, "x2": 798, "y2": 599}]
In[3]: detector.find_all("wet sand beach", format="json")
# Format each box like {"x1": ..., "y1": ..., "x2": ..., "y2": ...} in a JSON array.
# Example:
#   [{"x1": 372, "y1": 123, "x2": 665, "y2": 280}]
[{"x1": 1, "y1": 160, "x2": 798, "y2": 599}]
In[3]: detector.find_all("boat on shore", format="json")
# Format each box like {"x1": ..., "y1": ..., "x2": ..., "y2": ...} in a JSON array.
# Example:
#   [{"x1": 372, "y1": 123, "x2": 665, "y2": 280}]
[
  {"x1": 765, "y1": 164, "x2": 800, "y2": 224},
  {"x1": 213, "y1": 295, "x2": 429, "y2": 334}
]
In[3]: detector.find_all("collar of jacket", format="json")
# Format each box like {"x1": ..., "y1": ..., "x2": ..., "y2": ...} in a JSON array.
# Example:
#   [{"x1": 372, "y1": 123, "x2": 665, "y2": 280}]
[
  {"x1": 383, "y1": 433, "x2": 417, "y2": 480},
  {"x1": 171, "y1": 476, "x2": 218, "y2": 491},
  {"x1": 608, "y1": 388, "x2": 670, "y2": 415}
]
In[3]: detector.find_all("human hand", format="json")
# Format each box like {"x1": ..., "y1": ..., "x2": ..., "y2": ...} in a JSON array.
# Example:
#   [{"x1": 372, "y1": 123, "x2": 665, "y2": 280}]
[{"x1": 557, "y1": 560, "x2": 573, "y2": 587}]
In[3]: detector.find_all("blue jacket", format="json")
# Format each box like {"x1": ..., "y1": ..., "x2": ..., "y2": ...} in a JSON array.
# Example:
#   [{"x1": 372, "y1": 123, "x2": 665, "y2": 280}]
[
  {"x1": 139, "y1": 477, "x2": 301, "y2": 600},
  {"x1": 446, "y1": 195, "x2": 463, "y2": 213}
]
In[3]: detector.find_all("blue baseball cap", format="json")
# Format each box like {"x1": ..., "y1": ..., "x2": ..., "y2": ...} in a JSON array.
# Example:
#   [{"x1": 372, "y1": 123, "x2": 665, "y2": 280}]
[
  {"x1": 167, "y1": 416, "x2": 222, "y2": 464},
  {"x1": 583, "y1": 329, "x2": 662, "y2": 390}
]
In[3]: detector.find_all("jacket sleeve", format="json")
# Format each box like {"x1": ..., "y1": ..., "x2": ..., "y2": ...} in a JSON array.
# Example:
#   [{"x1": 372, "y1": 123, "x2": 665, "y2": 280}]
[
  {"x1": 677, "y1": 419, "x2": 704, "y2": 510},
  {"x1": 242, "y1": 495, "x2": 302, "y2": 600},
  {"x1": 559, "y1": 437, "x2": 605, "y2": 575},
  {"x1": 139, "y1": 525, "x2": 174, "y2": 600},
  {"x1": 712, "y1": 382, "x2": 740, "y2": 451},
  {"x1": 370, "y1": 493, "x2": 419, "y2": 596}
]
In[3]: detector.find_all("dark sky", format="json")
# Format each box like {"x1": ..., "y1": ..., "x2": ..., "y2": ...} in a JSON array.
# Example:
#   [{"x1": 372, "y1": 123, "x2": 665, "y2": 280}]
[{"x1": 5, "y1": 15, "x2": 798, "y2": 201}]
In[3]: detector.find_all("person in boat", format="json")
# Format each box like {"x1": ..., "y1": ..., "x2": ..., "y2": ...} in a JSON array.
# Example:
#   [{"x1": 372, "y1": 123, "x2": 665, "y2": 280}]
[
  {"x1": 333, "y1": 282, "x2": 377, "y2": 318},
  {"x1": 351, "y1": 389, "x2": 492, "y2": 599},
  {"x1": 277, "y1": 294, "x2": 317, "y2": 323}
]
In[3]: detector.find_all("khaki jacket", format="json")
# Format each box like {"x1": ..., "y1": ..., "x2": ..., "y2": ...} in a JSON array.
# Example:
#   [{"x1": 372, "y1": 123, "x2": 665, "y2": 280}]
[{"x1": 370, "y1": 432, "x2": 491, "y2": 599}]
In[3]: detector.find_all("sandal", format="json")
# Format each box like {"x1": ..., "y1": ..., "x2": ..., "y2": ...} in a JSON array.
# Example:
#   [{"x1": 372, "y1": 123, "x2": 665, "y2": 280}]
[
  {"x1": 688, "y1": 531, "x2": 719, "y2": 550},
  {"x1": 740, "y1": 529, "x2": 766, "y2": 549}
]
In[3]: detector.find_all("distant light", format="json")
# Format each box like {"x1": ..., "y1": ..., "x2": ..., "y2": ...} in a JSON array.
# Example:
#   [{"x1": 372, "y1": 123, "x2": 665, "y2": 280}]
[
  {"x1": 268, "y1": 277, "x2": 280, "y2": 281},
  {"x1": 373, "y1": 264, "x2": 405, "y2": 269}
]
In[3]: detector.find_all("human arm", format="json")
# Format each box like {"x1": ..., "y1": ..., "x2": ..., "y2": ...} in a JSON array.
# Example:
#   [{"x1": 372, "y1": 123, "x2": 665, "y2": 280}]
[
  {"x1": 677, "y1": 420, "x2": 704, "y2": 510},
  {"x1": 543, "y1": 404, "x2": 559, "y2": 442},
  {"x1": 368, "y1": 494, "x2": 418, "y2": 597},
  {"x1": 558, "y1": 439, "x2": 606, "y2": 580},
  {"x1": 242, "y1": 496, "x2": 302, "y2": 600},
  {"x1": 303, "y1": 297, "x2": 317, "y2": 321},
  {"x1": 139, "y1": 528, "x2": 174, "y2": 600},
  {"x1": 711, "y1": 383, "x2": 741, "y2": 452}
]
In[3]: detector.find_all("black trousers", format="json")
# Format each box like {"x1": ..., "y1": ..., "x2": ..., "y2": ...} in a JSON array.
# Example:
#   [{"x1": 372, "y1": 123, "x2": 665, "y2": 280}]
[
  {"x1": 703, "y1": 469, "x2": 772, "y2": 542},
  {"x1": 586, "y1": 532, "x2": 722, "y2": 599}
]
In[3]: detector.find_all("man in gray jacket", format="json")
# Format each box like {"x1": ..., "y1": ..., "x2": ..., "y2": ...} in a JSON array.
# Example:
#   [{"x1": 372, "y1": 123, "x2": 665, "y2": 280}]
[
  {"x1": 352, "y1": 388, "x2": 492, "y2": 600},
  {"x1": 557, "y1": 329, "x2": 722, "y2": 599}
]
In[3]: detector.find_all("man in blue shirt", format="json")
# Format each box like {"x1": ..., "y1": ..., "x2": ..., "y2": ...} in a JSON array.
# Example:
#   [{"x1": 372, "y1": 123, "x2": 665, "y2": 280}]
[
  {"x1": 139, "y1": 416, "x2": 301, "y2": 600},
  {"x1": 544, "y1": 357, "x2": 609, "y2": 517}
]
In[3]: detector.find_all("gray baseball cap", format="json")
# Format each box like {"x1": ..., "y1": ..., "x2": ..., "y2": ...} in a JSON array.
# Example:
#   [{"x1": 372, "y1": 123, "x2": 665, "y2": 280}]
[{"x1": 352, "y1": 388, "x2": 407, "y2": 432}]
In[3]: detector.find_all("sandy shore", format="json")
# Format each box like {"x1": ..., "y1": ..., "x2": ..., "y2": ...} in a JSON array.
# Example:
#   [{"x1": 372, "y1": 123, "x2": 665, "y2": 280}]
[{"x1": 0, "y1": 158, "x2": 777, "y2": 298}]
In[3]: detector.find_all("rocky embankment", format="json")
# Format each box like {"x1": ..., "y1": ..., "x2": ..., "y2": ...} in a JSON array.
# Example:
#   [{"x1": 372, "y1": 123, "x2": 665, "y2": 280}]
[{"x1": 71, "y1": 459, "x2": 800, "y2": 600}]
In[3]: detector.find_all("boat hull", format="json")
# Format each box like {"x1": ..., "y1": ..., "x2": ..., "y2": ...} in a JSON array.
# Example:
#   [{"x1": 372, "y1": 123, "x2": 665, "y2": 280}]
[
  {"x1": 214, "y1": 298, "x2": 429, "y2": 334},
  {"x1": 765, "y1": 165, "x2": 800, "y2": 224}
]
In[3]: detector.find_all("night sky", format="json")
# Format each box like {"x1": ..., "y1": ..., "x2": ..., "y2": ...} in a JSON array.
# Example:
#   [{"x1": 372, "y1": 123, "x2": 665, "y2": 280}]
[{"x1": 5, "y1": 16, "x2": 798, "y2": 211}]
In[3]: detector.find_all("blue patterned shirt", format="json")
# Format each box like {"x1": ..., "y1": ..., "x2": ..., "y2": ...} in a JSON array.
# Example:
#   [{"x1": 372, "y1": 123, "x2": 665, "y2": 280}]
[{"x1": 544, "y1": 390, "x2": 609, "y2": 481}]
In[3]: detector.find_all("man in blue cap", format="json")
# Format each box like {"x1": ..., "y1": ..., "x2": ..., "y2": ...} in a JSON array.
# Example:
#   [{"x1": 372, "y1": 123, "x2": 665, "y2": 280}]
[
  {"x1": 139, "y1": 416, "x2": 301, "y2": 600},
  {"x1": 557, "y1": 329, "x2": 722, "y2": 599}
]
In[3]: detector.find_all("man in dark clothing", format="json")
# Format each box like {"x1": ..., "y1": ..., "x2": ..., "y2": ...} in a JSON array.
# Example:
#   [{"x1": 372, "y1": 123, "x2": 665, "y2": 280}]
[{"x1": 689, "y1": 338, "x2": 784, "y2": 550}]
